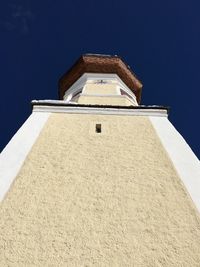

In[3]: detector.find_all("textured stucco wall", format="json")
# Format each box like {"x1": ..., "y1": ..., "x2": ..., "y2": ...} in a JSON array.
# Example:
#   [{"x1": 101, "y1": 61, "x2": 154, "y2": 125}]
[
  {"x1": 78, "y1": 95, "x2": 132, "y2": 106},
  {"x1": 83, "y1": 83, "x2": 118, "y2": 95},
  {"x1": 0, "y1": 113, "x2": 200, "y2": 266}
]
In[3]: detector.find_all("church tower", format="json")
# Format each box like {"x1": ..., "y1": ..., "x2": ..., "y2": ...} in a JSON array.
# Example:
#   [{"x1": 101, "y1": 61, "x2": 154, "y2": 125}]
[{"x1": 0, "y1": 54, "x2": 200, "y2": 266}]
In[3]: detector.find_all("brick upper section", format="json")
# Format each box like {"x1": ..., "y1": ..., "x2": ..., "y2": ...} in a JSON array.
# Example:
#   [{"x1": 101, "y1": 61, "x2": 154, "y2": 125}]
[{"x1": 58, "y1": 54, "x2": 143, "y2": 103}]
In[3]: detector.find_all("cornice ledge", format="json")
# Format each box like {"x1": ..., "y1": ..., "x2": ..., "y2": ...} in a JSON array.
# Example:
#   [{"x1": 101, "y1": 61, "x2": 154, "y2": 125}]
[{"x1": 32, "y1": 101, "x2": 168, "y2": 117}]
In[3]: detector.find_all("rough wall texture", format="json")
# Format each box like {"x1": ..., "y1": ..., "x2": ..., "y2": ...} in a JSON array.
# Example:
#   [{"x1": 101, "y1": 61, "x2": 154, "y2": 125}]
[
  {"x1": 77, "y1": 84, "x2": 134, "y2": 106},
  {"x1": 0, "y1": 114, "x2": 200, "y2": 266},
  {"x1": 78, "y1": 95, "x2": 132, "y2": 106},
  {"x1": 83, "y1": 83, "x2": 118, "y2": 95}
]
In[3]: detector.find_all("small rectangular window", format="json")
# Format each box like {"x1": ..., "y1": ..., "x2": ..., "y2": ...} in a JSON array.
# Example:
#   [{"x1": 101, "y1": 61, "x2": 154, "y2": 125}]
[{"x1": 96, "y1": 124, "x2": 101, "y2": 133}]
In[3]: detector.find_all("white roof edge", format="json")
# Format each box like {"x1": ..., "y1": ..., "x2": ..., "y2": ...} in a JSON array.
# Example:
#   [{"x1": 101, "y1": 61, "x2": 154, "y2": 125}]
[
  {"x1": 32, "y1": 104, "x2": 168, "y2": 117},
  {"x1": 150, "y1": 116, "x2": 200, "y2": 212}
]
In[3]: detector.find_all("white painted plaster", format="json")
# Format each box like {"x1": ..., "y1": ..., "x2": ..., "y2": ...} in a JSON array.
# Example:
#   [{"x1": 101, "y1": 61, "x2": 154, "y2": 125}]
[
  {"x1": 150, "y1": 116, "x2": 200, "y2": 212},
  {"x1": 32, "y1": 99, "x2": 79, "y2": 106},
  {"x1": 116, "y1": 85, "x2": 121, "y2": 95},
  {"x1": 33, "y1": 104, "x2": 168, "y2": 117},
  {"x1": 0, "y1": 112, "x2": 50, "y2": 201},
  {"x1": 32, "y1": 99, "x2": 74, "y2": 105}
]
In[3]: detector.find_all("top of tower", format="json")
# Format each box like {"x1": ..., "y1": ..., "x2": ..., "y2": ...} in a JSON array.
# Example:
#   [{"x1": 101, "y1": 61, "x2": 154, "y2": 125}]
[{"x1": 58, "y1": 54, "x2": 143, "y2": 103}]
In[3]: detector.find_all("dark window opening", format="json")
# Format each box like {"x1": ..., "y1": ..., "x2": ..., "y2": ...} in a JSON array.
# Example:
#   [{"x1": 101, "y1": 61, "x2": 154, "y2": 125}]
[
  {"x1": 120, "y1": 89, "x2": 133, "y2": 99},
  {"x1": 71, "y1": 89, "x2": 82, "y2": 100},
  {"x1": 73, "y1": 89, "x2": 82, "y2": 98},
  {"x1": 96, "y1": 124, "x2": 101, "y2": 133}
]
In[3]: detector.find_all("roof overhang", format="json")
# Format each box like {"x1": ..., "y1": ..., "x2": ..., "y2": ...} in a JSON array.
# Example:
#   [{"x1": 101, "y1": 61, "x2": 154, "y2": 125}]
[{"x1": 58, "y1": 54, "x2": 143, "y2": 103}]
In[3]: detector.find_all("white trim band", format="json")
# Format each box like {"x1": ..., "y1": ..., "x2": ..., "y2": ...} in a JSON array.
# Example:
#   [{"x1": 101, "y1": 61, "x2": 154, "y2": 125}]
[
  {"x1": 150, "y1": 116, "x2": 200, "y2": 212},
  {"x1": 33, "y1": 105, "x2": 168, "y2": 117},
  {"x1": 0, "y1": 112, "x2": 50, "y2": 201}
]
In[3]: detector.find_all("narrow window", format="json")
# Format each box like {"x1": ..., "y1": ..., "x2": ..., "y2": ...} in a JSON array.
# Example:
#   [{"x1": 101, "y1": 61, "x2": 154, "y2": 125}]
[{"x1": 96, "y1": 124, "x2": 101, "y2": 133}]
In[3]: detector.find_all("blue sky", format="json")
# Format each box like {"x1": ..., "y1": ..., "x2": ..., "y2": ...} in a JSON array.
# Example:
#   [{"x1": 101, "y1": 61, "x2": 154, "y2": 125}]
[{"x1": 0, "y1": 0, "x2": 200, "y2": 158}]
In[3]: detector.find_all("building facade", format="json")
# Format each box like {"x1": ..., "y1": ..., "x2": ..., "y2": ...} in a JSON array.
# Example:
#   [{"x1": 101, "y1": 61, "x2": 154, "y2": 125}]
[{"x1": 0, "y1": 54, "x2": 200, "y2": 266}]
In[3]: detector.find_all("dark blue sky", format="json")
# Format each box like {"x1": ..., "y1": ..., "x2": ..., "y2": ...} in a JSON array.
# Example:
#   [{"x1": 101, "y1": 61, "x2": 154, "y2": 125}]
[{"x1": 0, "y1": 0, "x2": 200, "y2": 158}]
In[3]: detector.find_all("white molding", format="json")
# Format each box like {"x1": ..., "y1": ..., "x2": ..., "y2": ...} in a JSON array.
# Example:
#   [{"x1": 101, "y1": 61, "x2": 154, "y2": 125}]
[
  {"x1": 0, "y1": 112, "x2": 50, "y2": 201},
  {"x1": 150, "y1": 116, "x2": 200, "y2": 212},
  {"x1": 116, "y1": 85, "x2": 121, "y2": 95},
  {"x1": 33, "y1": 104, "x2": 168, "y2": 117},
  {"x1": 32, "y1": 99, "x2": 71, "y2": 105},
  {"x1": 63, "y1": 73, "x2": 138, "y2": 104}
]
